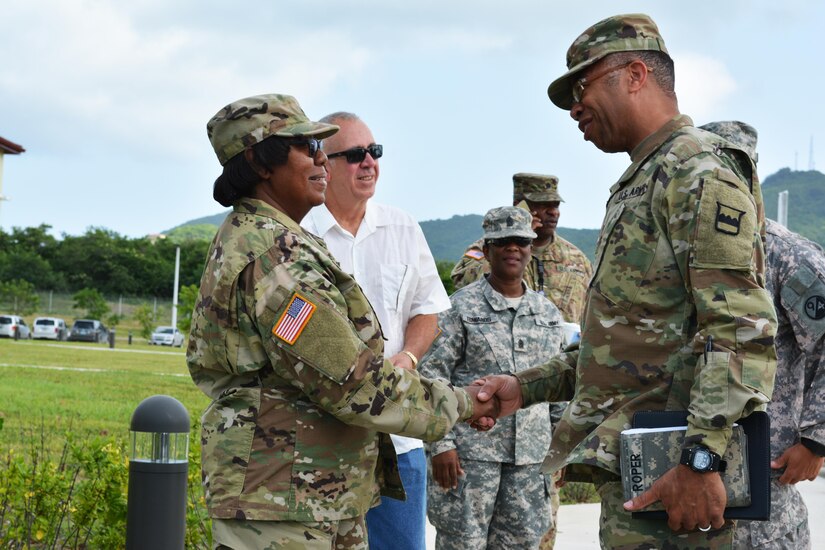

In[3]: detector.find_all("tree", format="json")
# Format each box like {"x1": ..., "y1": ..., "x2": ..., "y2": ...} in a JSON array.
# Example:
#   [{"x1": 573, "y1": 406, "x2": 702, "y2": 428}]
[
  {"x1": 132, "y1": 304, "x2": 157, "y2": 340},
  {"x1": 0, "y1": 279, "x2": 40, "y2": 315},
  {"x1": 435, "y1": 260, "x2": 456, "y2": 295},
  {"x1": 72, "y1": 288, "x2": 110, "y2": 320},
  {"x1": 176, "y1": 284, "x2": 199, "y2": 333}
]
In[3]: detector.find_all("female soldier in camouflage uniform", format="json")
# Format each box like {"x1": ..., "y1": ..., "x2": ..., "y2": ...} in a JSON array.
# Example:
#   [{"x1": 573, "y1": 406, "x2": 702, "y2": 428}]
[{"x1": 189, "y1": 94, "x2": 493, "y2": 549}]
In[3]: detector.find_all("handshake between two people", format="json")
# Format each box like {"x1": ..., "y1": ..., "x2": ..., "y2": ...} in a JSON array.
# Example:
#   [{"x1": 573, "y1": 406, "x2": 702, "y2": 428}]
[{"x1": 462, "y1": 374, "x2": 525, "y2": 430}]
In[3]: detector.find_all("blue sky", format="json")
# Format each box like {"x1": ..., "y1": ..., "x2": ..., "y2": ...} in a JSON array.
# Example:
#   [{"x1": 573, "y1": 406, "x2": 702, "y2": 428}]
[{"x1": 0, "y1": 0, "x2": 821, "y2": 237}]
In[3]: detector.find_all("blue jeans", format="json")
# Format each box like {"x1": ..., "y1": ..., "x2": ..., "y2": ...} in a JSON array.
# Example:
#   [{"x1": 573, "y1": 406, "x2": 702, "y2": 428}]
[{"x1": 366, "y1": 447, "x2": 426, "y2": 550}]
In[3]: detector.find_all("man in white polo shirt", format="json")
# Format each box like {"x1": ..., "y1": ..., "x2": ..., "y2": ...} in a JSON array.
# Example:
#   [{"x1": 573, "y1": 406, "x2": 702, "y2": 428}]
[{"x1": 302, "y1": 112, "x2": 449, "y2": 550}]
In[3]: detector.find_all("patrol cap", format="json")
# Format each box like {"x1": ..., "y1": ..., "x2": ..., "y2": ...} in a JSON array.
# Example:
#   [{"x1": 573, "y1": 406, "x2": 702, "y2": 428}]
[
  {"x1": 548, "y1": 13, "x2": 669, "y2": 110},
  {"x1": 699, "y1": 121, "x2": 758, "y2": 163},
  {"x1": 482, "y1": 206, "x2": 537, "y2": 241},
  {"x1": 512, "y1": 173, "x2": 564, "y2": 203},
  {"x1": 207, "y1": 93, "x2": 339, "y2": 165}
]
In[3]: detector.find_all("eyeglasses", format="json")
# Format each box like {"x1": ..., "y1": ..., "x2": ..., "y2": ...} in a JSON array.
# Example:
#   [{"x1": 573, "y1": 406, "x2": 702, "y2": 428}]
[
  {"x1": 487, "y1": 237, "x2": 533, "y2": 248},
  {"x1": 326, "y1": 144, "x2": 383, "y2": 164},
  {"x1": 571, "y1": 61, "x2": 638, "y2": 104},
  {"x1": 292, "y1": 137, "x2": 322, "y2": 158}
]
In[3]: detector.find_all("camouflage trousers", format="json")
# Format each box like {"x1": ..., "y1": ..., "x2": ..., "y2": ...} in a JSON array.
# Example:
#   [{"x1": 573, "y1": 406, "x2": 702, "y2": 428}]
[
  {"x1": 537, "y1": 469, "x2": 562, "y2": 549},
  {"x1": 598, "y1": 481, "x2": 735, "y2": 549},
  {"x1": 427, "y1": 458, "x2": 550, "y2": 550},
  {"x1": 212, "y1": 515, "x2": 367, "y2": 549},
  {"x1": 733, "y1": 479, "x2": 810, "y2": 549}
]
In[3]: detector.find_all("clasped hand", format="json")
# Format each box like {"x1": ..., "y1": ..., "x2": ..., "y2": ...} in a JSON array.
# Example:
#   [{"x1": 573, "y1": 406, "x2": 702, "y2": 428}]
[{"x1": 462, "y1": 374, "x2": 525, "y2": 430}]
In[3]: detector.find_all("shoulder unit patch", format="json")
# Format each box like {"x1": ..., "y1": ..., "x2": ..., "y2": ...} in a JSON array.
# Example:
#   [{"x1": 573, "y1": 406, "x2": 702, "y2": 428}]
[{"x1": 715, "y1": 202, "x2": 746, "y2": 235}]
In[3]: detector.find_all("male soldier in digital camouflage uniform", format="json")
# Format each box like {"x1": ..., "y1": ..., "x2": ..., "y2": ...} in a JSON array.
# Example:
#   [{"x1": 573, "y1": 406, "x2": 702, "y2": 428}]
[
  {"x1": 450, "y1": 174, "x2": 591, "y2": 548},
  {"x1": 421, "y1": 206, "x2": 564, "y2": 549},
  {"x1": 189, "y1": 93, "x2": 498, "y2": 549},
  {"x1": 698, "y1": 121, "x2": 825, "y2": 550},
  {"x1": 473, "y1": 14, "x2": 777, "y2": 549},
  {"x1": 451, "y1": 173, "x2": 592, "y2": 324}
]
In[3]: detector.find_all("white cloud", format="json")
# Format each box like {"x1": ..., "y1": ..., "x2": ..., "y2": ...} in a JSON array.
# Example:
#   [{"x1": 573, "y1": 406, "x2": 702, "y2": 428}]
[{"x1": 672, "y1": 52, "x2": 737, "y2": 121}]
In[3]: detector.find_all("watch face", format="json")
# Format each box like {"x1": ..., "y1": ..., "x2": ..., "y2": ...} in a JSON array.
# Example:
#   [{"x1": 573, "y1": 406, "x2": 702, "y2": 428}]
[{"x1": 692, "y1": 449, "x2": 712, "y2": 470}]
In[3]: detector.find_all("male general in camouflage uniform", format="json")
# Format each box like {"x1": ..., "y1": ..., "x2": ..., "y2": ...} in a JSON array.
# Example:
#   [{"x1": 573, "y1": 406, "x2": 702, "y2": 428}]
[
  {"x1": 474, "y1": 14, "x2": 777, "y2": 549},
  {"x1": 421, "y1": 206, "x2": 564, "y2": 549},
  {"x1": 697, "y1": 121, "x2": 825, "y2": 549},
  {"x1": 188, "y1": 93, "x2": 497, "y2": 549},
  {"x1": 451, "y1": 173, "x2": 592, "y2": 323}
]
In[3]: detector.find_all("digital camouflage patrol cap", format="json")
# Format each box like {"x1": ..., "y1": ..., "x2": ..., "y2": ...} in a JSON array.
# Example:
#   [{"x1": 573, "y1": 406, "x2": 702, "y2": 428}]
[
  {"x1": 482, "y1": 206, "x2": 537, "y2": 241},
  {"x1": 207, "y1": 94, "x2": 339, "y2": 165},
  {"x1": 548, "y1": 13, "x2": 668, "y2": 110},
  {"x1": 512, "y1": 173, "x2": 564, "y2": 203},
  {"x1": 699, "y1": 121, "x2": 759, "y2": 163}
]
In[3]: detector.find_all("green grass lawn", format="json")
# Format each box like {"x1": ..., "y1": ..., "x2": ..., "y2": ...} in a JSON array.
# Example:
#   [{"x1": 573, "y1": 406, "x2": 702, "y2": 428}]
[{"x1": 0, "y1": 338, "x2": 210, "y2": 450}]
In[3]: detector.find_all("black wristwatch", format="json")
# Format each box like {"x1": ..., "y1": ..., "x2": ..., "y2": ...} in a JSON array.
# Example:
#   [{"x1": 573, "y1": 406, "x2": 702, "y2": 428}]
[{"x1": 680, "y1": 446, "x2": 727, "y2": 473}]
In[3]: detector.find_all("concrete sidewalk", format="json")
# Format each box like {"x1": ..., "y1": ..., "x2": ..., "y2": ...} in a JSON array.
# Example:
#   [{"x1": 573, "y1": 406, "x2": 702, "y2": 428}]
[{"x1": 425, "y1": 471, "x2": 825, "y2": 548}]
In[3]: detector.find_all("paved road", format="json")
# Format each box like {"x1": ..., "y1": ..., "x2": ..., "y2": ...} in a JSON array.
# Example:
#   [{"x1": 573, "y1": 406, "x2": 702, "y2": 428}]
[{"x1": 425, "y1": 469, "x2": 825, "y2": 548}]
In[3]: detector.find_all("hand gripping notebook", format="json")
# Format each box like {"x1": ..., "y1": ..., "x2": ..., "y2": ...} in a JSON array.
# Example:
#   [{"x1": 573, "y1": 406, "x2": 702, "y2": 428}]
[{"x1": 625, "y1": 410, "x2": 770, "y2": 521}]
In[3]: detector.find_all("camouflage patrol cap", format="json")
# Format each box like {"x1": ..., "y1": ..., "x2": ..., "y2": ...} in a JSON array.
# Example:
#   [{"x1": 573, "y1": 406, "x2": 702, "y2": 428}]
[
  {"x1": 512, "y1": 173, "x2": 564, "y2": 203},
  {"x1": 482, "y1": 206, "x2": 537, "y2": 241},
  {"x1": 548, "y1": 13, "x2": 669, "y2": 110},
  {"x1": 207, "y1": 94, "x2": 339, "y2": 165},
  {"x1": 699, "y1": 121, "x2": 759, "y2": 163}
]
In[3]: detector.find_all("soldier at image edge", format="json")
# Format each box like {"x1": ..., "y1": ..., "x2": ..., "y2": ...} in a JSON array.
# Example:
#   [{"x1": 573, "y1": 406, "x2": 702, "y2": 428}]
[
  {"x1": 698, "y1": 120, "x2": 825, "y2": 550},
  {"x1": 473, "y1": 13, "x2": 777, "y2": 550}
]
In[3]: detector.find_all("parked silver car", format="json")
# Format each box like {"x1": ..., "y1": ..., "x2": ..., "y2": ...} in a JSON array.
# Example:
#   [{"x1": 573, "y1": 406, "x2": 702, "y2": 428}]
[
  {"x1": 150, "y1": 326, "x2": 184, "y2": 347},
  {"x1": 33, "y1": 317, "x2": 68, "y2": 340},
  {"x1": 67, "y1": 319, "x2": 108, "y2": 343},
  {"x1": 0, "y1": 315, "x2": 31, "y2": 339}
]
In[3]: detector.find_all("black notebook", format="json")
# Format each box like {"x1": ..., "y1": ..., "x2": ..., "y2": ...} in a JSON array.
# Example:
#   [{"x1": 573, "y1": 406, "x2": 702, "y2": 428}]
[{"x1": 630, "y1": 410, "x2": 770, "y2": 521}]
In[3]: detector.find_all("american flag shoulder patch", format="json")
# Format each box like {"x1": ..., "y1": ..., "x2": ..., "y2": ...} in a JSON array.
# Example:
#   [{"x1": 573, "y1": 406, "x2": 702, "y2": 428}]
[
  {"x1": 464, "y1": 249, "x2": 484, "y2": 261},
  {"x1": 272, "y1": 293, "x2": 316, "y2": 345}
]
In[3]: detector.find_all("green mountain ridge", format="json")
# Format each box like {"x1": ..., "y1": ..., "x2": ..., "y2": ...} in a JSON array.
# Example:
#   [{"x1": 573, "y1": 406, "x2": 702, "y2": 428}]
[{"x1": 166, "y1": 168, "x2": 824, "y2": 262}]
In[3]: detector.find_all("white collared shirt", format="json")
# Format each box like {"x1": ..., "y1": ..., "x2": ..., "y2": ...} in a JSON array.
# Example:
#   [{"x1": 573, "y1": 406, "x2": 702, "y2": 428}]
[{"x1": 303, "y1": 201, "x2": 451, "y2": 454}]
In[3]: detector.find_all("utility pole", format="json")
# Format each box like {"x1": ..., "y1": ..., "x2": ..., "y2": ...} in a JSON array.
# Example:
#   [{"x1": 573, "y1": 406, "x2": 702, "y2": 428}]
[
  {"x1": 171, "y1": 246, "x2": 180, "y2": 329},
  {"x1": 809, "y1": 136, "x2": 815, "y2": 171},
  {"x1": 777, "y1": 190, "x2": 789, "y2": 228}
]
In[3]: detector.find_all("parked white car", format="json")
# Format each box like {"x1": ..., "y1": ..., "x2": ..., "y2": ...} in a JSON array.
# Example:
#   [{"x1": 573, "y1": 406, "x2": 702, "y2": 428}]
[
  {"x1": 0, "y1": 314, "x2": 31, "y2": 339},
  {"x1": 150, "y1": 326, "x2": 184, "y2": 347},
  {"x1": 33, "y1": 317, "x2": 68, "y2": 340}
]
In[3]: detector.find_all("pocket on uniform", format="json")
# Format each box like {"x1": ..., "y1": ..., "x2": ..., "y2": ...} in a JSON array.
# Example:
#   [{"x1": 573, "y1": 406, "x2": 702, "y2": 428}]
[
  {"x1": 591, "y1": 205, "x2": 655, "y2": 311},
  {"x1": 380, "y1": 263, "x2": 412, "y2": 312}
]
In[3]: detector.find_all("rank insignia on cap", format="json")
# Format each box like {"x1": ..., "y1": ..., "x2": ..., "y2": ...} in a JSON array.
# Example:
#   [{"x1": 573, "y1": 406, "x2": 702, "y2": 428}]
[
  {"x1": 715, "y1": 202, "x2": 746, "y2": 235},
  {"x1": 464, "y1": 249, "x2": 485, "y2": 261},
  {"x1": 273, "y1": 293, "x2": 316, "y2": 344}
]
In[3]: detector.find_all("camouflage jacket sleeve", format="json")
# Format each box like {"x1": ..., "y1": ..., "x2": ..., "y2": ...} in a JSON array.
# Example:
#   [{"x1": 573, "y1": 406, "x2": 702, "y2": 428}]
[
  {"x1": 419, "y1": 306, "x2": 467, "y2": 456},
  {"x1": 779, "y1": 251, "x2": 825, "y2": 451},
  {"x1": 664, "y1": 148, "x2": 777, "y2": 455},
  {"x1": 515, "y1": 348, "x2": 578, "y2": 407},
  {"x1": 252, "y1": 252, "x2": 473, "y2": 442},
  {"x1": 450, "y1": 239, "x2": 488, "y2": 290}
]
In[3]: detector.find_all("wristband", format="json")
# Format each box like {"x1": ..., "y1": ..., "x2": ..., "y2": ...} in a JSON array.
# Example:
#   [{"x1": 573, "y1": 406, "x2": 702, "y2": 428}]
[{"x1": 401, "y1": 350, "x2": 419, "y2": 368}]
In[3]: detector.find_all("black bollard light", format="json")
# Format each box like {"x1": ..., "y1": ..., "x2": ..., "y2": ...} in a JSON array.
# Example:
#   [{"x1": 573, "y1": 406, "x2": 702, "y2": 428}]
[
  {"x1": 126, "y1": 395, "x2": 190, "y2": 550},
  {"x1": 129, "y1": 331, "x2": 133, "y2": 345},
  {"x1": 109, "y1": 329, "x2": 116, "y2": 348}
]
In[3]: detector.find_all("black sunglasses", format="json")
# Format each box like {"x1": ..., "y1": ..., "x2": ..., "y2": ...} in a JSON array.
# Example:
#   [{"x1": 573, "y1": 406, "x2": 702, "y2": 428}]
[
  {"x1": 326, "y1": 144, "x2": 383, "y2": 163},
  {"x1": 487, "y1": 237, "x2": 533, "y2": 248},
  {"x1": 292, "y1": 137, "x2": 322, "y2": 158}
]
